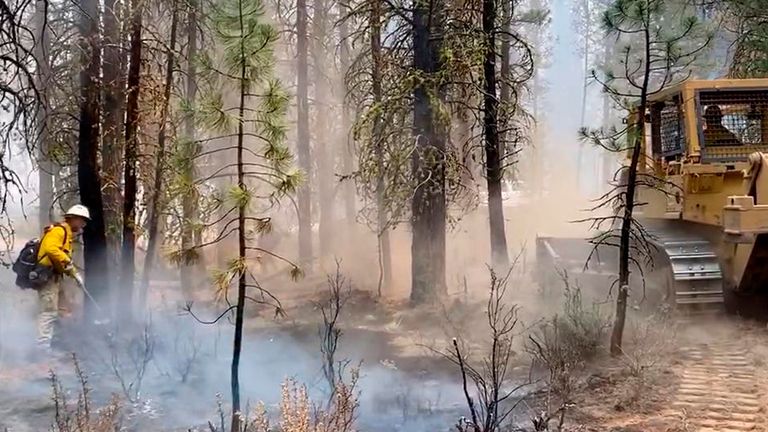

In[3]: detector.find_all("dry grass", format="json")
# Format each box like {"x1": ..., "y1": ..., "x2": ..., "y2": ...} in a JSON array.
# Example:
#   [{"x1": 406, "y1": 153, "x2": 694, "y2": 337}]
[
  {"x1": 50, "y1": 355, "x2": 122, "y2": 432},
  {"x1": 620, "y1": 314, "x2": 676, "y2": 379},
  {"x1": 526, "y1": 279, "x2": 611, "y2": 431},
  {"x1": 225, "y1": 371, "x2": 359, "y2": 432}
]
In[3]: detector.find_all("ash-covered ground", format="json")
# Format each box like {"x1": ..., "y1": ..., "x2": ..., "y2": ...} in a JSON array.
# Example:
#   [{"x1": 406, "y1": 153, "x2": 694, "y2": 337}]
[{"x1": 0, "y1": 267, "x2": 539, "y2": 432}]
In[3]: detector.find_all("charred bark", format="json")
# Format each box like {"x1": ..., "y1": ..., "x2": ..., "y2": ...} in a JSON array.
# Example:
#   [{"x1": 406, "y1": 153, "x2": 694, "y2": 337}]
[
  {"x1": 499, "y1": 0, "x2": 511, "y2": 155},
  {"x1": 77, "y1": 0, "x2": 110, "y2": 317},
  {"x1": 102, "y1": 0, "x2": 126, "y2": 266},
  {"x1": 121, "y1": 0, "x2": 144, "y2": 319},
  {"x1": 483, "y1": 0, "x2": 510, "y2": 271},
  {"x1": 410, "y1": 0, "x2": 446, "y2": 304},
  {"x1": 296, "y1": 0, "x2": 312, "y2": 268},
  {"x1": 140, "y1": 0, "x2": 179, "y2": 310}
]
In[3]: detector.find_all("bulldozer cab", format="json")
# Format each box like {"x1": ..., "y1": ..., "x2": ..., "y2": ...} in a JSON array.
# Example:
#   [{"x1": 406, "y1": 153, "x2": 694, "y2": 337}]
[
  {"x1": 642, "y1": 79, "x2": 768, "y2": 167},
  {"x1": 624, "y1": 79, "x2": 768, "y2": 225}
]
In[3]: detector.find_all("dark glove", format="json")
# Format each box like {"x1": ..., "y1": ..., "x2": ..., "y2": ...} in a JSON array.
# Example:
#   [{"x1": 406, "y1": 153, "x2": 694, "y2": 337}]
[{"x1": 63, "y1": 262, "x2": 76, "y2": 277}]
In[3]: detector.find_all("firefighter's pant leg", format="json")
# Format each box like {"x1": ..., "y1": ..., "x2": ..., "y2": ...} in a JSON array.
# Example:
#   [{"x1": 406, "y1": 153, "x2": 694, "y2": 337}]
[
  {"x1": 58, "y1": 277, "x2": 74, "y2": 319},
  {"x1": 37, "y1": 278, "x2": 60, "y2": 348}
]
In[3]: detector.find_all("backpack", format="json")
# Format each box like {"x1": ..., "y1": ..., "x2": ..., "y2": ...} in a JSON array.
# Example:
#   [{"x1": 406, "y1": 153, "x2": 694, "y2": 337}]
[{"x1": 12, "y1": 224, "x2": 68, "y2": 289}]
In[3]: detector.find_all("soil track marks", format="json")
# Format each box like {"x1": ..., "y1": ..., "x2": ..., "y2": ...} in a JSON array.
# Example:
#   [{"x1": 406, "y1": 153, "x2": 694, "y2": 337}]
[
  {"x1": 669, "y1": 342, "x2": 765, "y2": 431},
  {"x1": 571, "y1": 318, "x2": 768, "y2": 432}
]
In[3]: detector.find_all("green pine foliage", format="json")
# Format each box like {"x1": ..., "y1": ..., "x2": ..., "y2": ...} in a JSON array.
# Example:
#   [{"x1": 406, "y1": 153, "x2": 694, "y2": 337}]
[
  {"x1": 169, "y1": 0, "x2": 299, "y2": 271},
  {"x1": 727, "y1": 0, "x2": 768, "y2": 78}
]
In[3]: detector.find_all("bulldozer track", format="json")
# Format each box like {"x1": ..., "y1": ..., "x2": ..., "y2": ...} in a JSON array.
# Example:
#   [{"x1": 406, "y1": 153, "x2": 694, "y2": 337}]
[
  {"x1": 667, "y1": 343, "x2": 765, "y2": 432},
  {"x1": 536, "y1": 225, "x2": 727, "y2": 312},
  {"x1": 647, "y1": 230, "x2": 725, "y2": 309}
]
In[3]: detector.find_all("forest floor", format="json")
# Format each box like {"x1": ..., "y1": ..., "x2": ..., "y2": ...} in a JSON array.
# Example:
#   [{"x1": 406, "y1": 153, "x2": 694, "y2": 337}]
[{"x1": 1, "y1": 269, "x2": 768, "y2": 431}]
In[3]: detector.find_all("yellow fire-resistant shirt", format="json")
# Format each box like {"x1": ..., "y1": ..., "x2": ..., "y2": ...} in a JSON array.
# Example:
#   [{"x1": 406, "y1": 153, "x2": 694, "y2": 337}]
[{"x1": 37, "y1": 222, "x2": 73, "y2": 273}]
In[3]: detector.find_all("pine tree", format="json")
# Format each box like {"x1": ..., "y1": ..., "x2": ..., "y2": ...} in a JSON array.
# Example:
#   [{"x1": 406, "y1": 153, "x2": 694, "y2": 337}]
[
  {"x1": 370, "y1": 0, "x2": 392, "y2": 294},
  {"x1": 102, "y1": 0, "x2": 126, "y2": 265},
  {"x1": 296, "y1": 0, "x2": 313, "y2": 267},
  {"x1": 483, "y1": 0, "x2": 510, "y2": 271},
  {"x1": 77, "y1": 0, "x2": 111, "y2": 315},
  {"x1": 139, "y1": 0, "x2": 181, "y2": 310},
  {"x1": 411, "y1": 0, "x2": 448, "y2": 304},
  {"x1": 121, "y1": 0, "x2": 145, "y2": 319},
  {"x1": 183, "y1": 0, "x2": 299, "y2": 428},
  {"x1": 180, "y1": 0, "x2": 203, "y2": 299},
  {"x1": 583, "y1": 0, "x2": 711, "y2": 355}
]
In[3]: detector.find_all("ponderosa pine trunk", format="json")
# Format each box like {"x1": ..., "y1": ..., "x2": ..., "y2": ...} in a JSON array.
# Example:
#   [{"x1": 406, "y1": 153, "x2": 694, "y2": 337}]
[
  {"x1": 77, "y1": 0, "x2": 110, "y2": 317},
  {"x1": 410, "y1": 0, "x2": 446, "y2": 304},
  {"x1": 483, "y1": 0, "x2": 510, "y2": 271},
  {"x1": 338, "y1": 7, "x2": 355, "y2": 226},
  {"x1": 371, "y1": 0, "x2": 391, "y2": 295},
  {"x1": 140, "y1": 0, "x2": 179, "y2": 310},
  {"x1": 610, "y1": 22, "x2": 651, "y2": 356},
  {"x1": 34, "y1": 0, "x2": 53, "y2": 230},
  {"x1": 313, "y1": 0, "x2": 334, "y2": 257},
  {"x1": 296, "y1": 0, "x2": 312, "y2": 268},
  {"x1": 121, "y1": 0, "x2": 143, "y2": 319},
  {"x1": 230, "y1": 19, "x2": 249, "y2": 432},
  {"x1": 499, "y1": 0, "x2": 511, "y2": 159},
  {"x1": 102, "y1": 0, "x2": 126, "y2": 270},
  {"x1": 181, "y1": 0, "x2": 201, "y2": 299}
]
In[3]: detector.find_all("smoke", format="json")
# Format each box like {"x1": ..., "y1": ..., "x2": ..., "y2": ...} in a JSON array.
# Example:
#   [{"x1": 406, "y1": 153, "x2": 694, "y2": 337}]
[
  {"x1": 0, "y1": 1, "x2": 622, "y2": 431},
  {"x1": 0, "y1": 271, "x2": 473, "y2": 432}
]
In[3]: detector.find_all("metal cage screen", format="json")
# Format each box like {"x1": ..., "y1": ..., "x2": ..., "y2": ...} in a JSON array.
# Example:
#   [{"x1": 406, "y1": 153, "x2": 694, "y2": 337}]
[
  {"x1": 658, "y1": 98, "x2": 684, "y2": 156},
  {"x1": 699, "y1": 90, "x2": 768, "y2": 146}
]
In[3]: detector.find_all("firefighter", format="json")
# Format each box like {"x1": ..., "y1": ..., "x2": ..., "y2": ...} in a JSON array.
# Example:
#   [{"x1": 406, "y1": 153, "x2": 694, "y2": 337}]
[{"x1": 36, "y1": 204, "x2": 89, "y2": 354}]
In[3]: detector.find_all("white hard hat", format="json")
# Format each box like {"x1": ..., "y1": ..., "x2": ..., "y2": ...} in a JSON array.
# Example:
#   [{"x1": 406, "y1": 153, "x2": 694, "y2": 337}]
[{"x1": 65, "y1": 204, "x2": 91, "y2": 220}]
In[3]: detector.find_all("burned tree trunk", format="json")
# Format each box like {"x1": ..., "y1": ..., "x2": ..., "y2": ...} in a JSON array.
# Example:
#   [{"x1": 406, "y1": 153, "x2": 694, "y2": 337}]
[
  {"x1": 296, "y1": 0, "x2": 312, "y2": 268},
  {"x1": 410, "y1": 0, "x2": 447, "y2": 304},
  {"x1": 121, "y1": 0, "x2": 144, "y2": 318},
  {"x1": 140, "y1": 0, "x2": 179, "y2": 310},
  {"x1": 610, "y1": 26, "x2": 651, "y2": 356},
  {"x1": 313, "y1": 0, "x2": 334, "y2": 257},
  {"x1": 77, "y1": 0, "x2": 110, "y2": 316},
  {"x1": 102, "y1": 0, "x2": 126, "y2": 265},
  {"x1": 482, "y1": 0, "x2": 510, "y2": 271},
  {"x1": 499, "y1": 0, "x2": 511, "y2": 150}
]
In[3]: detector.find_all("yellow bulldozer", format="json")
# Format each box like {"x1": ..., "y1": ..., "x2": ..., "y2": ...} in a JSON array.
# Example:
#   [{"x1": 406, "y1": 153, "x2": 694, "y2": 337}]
[{"x1": 536, "y1": 78, "x2": 768, "y2": 317}]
